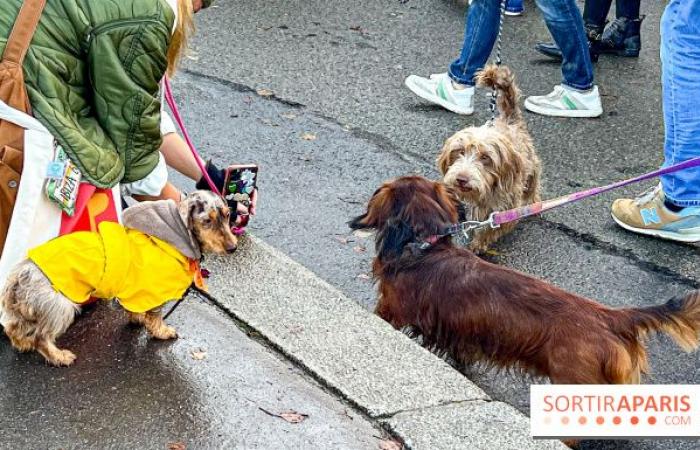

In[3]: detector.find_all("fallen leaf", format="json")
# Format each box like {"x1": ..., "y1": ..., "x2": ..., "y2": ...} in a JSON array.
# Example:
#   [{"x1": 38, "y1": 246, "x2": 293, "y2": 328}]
[
  {"x1": 259, "y1": 407, "x2": 309, "y2": 424},
  {"x1": 301, "y1": 132, "x2": 317, "y2": 141},
  {"x1": 280, "y1": 112, "x2": 297, "y2": 120},
  {"x1": 378, "y1": 439, "x2": 403, "y2": 450},
  {"x1": 353, "y1": 230, "x2": 373, "y2": 239},
  {"x1": 256, "y1": 88, "x2": 274, "y2": 97},
  {"x1": 288, "y1": 325, "x2": 304, "y2": 335},
  {"x1": 167, "y1": 442, "x2": 186, "y2": 450},
  {"x1": 279, "y1": 411, "x2": 309, "y2": 423},
  {"x1": 352, "y1": 245, "x2": 366, "y2": 253},
  {"x1": 190, "y1": 348, "x2": 207, "y2": 360}
]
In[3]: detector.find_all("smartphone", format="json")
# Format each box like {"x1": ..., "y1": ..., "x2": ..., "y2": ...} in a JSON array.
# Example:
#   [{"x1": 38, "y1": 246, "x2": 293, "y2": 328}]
[{"x1": 223, "y1": 164, "x2": 258, "y2": 206}]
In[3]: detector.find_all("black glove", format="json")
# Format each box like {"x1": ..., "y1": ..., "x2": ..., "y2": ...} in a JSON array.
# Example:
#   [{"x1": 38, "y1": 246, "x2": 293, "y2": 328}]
[
  {"x1": 195, "y1": 161, "x2": 239, "y2": 225},
  {"x1": 196, "y1": 160, "x2": 226, "y2": 193}
]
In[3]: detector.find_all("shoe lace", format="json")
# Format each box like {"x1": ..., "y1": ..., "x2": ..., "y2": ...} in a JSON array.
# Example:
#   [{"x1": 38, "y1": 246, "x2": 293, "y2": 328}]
[{"x1": 634, "y1": 184, "x2": 662, "y2": 206}]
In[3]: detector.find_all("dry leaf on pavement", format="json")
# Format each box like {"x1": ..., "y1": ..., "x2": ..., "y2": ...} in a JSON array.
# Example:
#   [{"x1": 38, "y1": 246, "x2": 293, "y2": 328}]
[
  {"x1": 256, "y1": 88, "x2": 274, "y2": 97},
  {"x1": 301, "y1": 132, "x2": 317, "y2": 141},
  {"x1": 167, "y1": 442, "x2": 186, "y2": 450},
  {"x1": 259, "y1": 407, "x2": 309, "y2": 424},
  {"x1": 378, "y1": 438, "x2": 403, "y2": 450},
  {"x1": 334, "y1": 236, "x2": 349, "y2": 245},
  {"x1": 279, "y1": 411, "x2": 309, "y2": 423},
  {"x1": 352, "y1": 229, "x2": 373, "y2": 239},
  {"x1": 190, "y1": 348, "x2": 207, "y2": 360}
]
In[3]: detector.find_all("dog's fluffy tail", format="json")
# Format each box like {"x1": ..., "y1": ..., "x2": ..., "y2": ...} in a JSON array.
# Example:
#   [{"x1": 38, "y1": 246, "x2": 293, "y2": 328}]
[
  {"x1": 475, "y1": 64, "x2": 521, "y2": 122},
  {"x1": 615, "y1": 291, "x2": 700, "y2": 352}
]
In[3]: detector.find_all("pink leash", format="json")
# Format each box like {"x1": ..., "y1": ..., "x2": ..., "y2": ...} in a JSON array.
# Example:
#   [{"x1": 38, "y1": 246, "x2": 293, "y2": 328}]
[
  {"x1": 163, "y1": 76, "x2": 247, "y2": 235},
  {"x1": 163, "y1": 76, "x2": 220, "y2": 194}
]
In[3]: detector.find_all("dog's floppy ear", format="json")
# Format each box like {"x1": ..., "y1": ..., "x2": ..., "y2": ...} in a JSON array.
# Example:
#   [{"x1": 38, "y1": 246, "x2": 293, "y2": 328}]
[
  {"x1": 349, "y1": 213, "x2": 372, "y2": 230},
  {"x1": 348, "y1": 186, "x2": 390, "y2": 230},
  {"x1": 376, "y1": 217, "x2": 414, "y2": 261}
]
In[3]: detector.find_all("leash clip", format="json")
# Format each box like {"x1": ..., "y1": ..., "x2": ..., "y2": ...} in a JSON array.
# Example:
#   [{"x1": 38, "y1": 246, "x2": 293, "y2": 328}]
[{"x1": 458, "y1": 214, "x2": 497, "y2": 244}]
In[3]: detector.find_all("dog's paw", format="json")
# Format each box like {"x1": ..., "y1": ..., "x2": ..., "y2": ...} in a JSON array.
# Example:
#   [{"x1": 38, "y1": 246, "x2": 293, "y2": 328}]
[
  {"x1": 150, "y1": 325, "x2": 178, "y2": 340},
  {"x1": 48, "y1": 349, "x2": 77, "y2": 367}
]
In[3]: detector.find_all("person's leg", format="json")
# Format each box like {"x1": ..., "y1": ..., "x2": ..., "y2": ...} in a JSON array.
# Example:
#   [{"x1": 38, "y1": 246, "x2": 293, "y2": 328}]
[
  {"x1": 524, "y1": 0, "x2": 602, "y2": 117},
  {"x1": 537, "y1": 0, "x2": 594, "y2": 91},
  {"x1": 611, "y1": 1, "x2": 700, "y2": 242},
  {"x1": 615, "y1": 0, "x2": 640, "y2": 19},
  {"x1": 534, "y1": 0, "x2": 608, "y2": 61},
  {"x1": 659, "y1": 2, "x2": 700, "y2": 209},
  {"x1": 583, "y1": 0, "x2": 613, "y2": 28},
  {"x1": 448, "y1": 0, "x2": 501, "y2": 86},
  {"x1": 405, "y1": 0, "x2": 499, "y2": 115},
  {"x1": 595, "y1": 0, "x2": 643, "y2": 57}
]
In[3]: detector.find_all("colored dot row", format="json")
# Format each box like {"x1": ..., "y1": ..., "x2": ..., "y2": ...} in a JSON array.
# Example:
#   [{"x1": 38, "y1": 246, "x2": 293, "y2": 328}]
[{"x1": 543, "y1": 416, "x2": 657, "y2": 425}]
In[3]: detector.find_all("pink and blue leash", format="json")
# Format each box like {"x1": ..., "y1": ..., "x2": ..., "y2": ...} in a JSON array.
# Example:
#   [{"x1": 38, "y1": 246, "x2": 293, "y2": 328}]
[{"x1": 458, "y1": 157, "x2": 700, "y2": 239}]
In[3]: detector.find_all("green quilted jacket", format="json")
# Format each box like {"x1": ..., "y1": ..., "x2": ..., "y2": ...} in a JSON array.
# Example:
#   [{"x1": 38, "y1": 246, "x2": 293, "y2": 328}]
[{"x1": 0, "y1": 0, "x2": 175, "y2": 187}]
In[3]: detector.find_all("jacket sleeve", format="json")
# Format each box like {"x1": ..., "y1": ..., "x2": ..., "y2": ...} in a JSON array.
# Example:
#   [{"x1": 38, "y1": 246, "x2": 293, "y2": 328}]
[{"x1": 87, "y1": 20, "x2": 171, "y2": 183}]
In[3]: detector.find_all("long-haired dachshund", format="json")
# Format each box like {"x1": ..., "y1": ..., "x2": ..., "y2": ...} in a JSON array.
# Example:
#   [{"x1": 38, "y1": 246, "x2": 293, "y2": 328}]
[
  {"x1": 0, "y1": 191, "x2": 237, "y2": 366},
  {"x1": 350, "y1": 176, "x2": 700, "y2": 384}
]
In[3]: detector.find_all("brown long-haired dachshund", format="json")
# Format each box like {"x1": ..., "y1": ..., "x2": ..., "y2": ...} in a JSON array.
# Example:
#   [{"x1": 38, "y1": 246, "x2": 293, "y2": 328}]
[{"x1": 350, "y1": 176, "x2": 700, "y2": 384}]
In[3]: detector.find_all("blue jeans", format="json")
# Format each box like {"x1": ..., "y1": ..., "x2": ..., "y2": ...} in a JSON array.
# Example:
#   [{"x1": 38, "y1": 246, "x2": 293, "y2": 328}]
[
  {"x1": 449, "y1": 0, "x2": 594, "y2": 90},
  {"x1": 660, "y1": 0, "x2": 700, "y2": 207}
]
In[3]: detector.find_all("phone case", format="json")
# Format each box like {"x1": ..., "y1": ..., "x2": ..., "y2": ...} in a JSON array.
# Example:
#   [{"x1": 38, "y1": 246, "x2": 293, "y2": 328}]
[{"x1": 224, "y1": 165, "x2": 258, "y2": 205}]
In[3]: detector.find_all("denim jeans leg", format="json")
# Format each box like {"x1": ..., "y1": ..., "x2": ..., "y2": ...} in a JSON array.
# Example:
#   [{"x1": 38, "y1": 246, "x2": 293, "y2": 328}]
[
  {"x1": 448, "y1": 0, "x2": 500, "y2": 86},
  {"x1": 615, "y1": 0, "x2": 641, "y2": 19},
  {"x1": 535, "y1": 0, "x2": 595, "y2": 90},
  {"x1": 583, "y1": 0, "x2": 613, "y2": 27},
  {"x1": 660, "y1": 0, "x2": 700, "y2": 207}
]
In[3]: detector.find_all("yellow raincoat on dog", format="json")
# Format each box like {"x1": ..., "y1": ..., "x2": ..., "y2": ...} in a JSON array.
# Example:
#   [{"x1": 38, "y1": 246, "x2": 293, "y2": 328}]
[{"x1": 28, "y1": 221, "x2": 197, "y2": 313}]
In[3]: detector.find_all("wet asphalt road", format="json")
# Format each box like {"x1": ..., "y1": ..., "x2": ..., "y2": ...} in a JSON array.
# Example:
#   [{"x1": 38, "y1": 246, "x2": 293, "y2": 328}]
[{"x1": 0, "y1": 300, "x2": 381, "y2": 449}]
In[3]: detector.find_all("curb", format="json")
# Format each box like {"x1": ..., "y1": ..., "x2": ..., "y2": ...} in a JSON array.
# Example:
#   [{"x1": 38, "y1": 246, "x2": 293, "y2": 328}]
[{"x1": 205, "y1": 235, "x2": 567, "y2": 449}]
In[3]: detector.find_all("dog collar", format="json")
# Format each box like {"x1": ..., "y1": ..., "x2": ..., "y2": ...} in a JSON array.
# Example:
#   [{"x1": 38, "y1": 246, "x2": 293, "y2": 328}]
[{"x1": 415, "y1": 217, "x2": 496, "y2": 251}]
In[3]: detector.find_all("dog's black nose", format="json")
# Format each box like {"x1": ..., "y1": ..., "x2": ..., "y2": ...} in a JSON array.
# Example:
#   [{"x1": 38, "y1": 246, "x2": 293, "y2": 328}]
[
  {"x1": 226, "y1": 243, "x2": 237, "y2": 254},
  {"x1": 456, "y1": 175, "x2": 471, "y2": 189}
]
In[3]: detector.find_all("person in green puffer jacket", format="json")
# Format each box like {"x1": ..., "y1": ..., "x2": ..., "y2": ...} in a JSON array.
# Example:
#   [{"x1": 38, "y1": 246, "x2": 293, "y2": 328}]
[{"x1": 0, "y1": 0, "x2": 250, "y2": 212}]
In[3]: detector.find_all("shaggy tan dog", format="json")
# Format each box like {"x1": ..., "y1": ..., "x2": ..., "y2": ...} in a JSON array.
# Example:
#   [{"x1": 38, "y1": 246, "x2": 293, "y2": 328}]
[{"x1": 437, "y1": 65, "x2": 541, "y2": 253}]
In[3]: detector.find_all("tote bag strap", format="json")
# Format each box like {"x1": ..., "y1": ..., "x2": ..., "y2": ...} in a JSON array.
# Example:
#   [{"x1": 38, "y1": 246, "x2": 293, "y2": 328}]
[{"x1": 2, "y1": 0, "x2": 47, "y2": 65}]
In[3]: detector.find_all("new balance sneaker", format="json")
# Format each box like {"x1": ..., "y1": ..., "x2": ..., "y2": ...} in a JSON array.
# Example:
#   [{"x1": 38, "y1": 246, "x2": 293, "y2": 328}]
[
  {"x1": 611, "y1": 185, "x2": 700, "y2": 243},
  {"x1": 505, "y1": 0, "x2": 524, "y2": 16},
  {"x1": 524, "y1": 85, "x2": 603, "y2": 118},
  {"x1": 405, "y1": 73, "x2": 474, "y2": 115}
]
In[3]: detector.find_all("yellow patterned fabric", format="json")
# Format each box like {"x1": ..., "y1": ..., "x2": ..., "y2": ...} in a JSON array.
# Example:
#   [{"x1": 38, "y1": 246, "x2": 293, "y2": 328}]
[{"x1": 28, "y1": 221, "x2": 195, "y2": 313}]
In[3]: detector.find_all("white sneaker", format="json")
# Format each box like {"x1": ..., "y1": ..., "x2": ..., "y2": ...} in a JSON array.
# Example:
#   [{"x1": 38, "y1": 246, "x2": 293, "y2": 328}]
[
  {"x1": 524, "y1": 85, "x2": 603, "y2": 118},
  {"x1": 405, "y1": 73, "x2": 474, "y2": 115}
]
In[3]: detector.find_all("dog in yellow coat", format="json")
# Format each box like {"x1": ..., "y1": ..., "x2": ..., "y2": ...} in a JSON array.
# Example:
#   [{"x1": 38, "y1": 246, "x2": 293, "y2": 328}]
[{"x1": 0, "y1": 191, "x2": 237, "y2": 366}]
